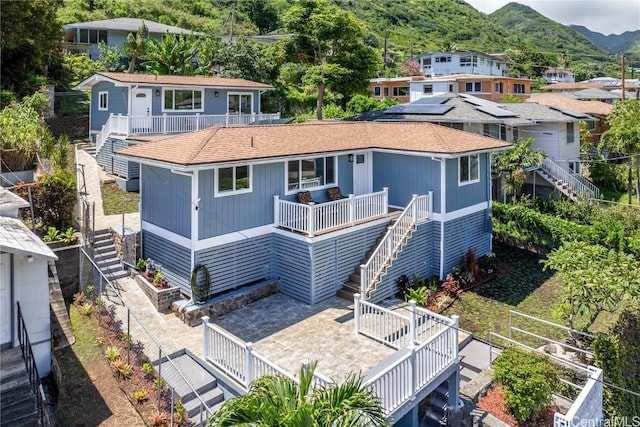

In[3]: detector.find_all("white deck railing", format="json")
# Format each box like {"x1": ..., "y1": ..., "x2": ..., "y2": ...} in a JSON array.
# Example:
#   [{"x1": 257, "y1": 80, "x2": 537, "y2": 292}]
[
  {"x1": 202, "y1": 301, "x2": 459, "y2": 418},
  {"x1": 541, "y1": 158, "x2": 600, "y2": 199},
  {"x1": 554, "y1": 366, "x2": 604, "y2": 427},
  {"x1": 361, "y1": 193, "x2": 432, "y2": 297},
  {"x1": 96, "y1": 112, "x2": 281, "y2": 152},
  {"x1": 273, "y1": 188, "x2": 389, "y2": 237}
]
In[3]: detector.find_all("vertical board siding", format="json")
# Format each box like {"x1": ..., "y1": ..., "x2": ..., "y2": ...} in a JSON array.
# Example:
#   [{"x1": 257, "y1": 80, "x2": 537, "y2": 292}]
[
  {"x1": 370, "y1": 222, "x2": 439, "y2": 304},
  {"x1": 91, "y1": 82, "x2": 128, "y2": 132},
  {"x1": 199, "y1": 163, "x2": 284, "y2": 238},
  {"x1": 446, "y1": 154, "x2": 490, "y2": 212},
  {"x1": 141, "y1": 165, "x2": 191, "y2": 237},
  {"x1": 372, "y1": 152, "x2": 441, "y2": 212},
  {"x1": 442, "y1": 210, "x2": 491, "y2": 274},
  {"x1": 273, "y1": 234, "x2": 313, "y2": 304},
  {"x1": 143, "y1": 232, "x2": 191, "y2": 293},
  {"x1": 195, "y1": 235, "x2": 273, "y2": 297},
  {"x1": 97, "y1": 137, "x2": 139, "y2": 179}
]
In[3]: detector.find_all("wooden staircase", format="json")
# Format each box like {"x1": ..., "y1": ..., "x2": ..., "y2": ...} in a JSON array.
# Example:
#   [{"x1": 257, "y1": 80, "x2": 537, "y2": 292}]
[
  {"x1": 537, "y1": 158, "x2": 599, "y2": 201},
  {"x1": 537, "y1": 169, "x2": 580, "y2": 201},
  {"x1": 337, "y1": 211, "x2": 416, "y2": 301}
]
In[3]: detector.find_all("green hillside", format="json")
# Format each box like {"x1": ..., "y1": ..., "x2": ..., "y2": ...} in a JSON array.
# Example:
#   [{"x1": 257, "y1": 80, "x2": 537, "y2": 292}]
[
  {"x1": 571, "y1": 25, "x2": 640, "y2": 55},
  {"x1": 488, "y1": 2, "x2": 609, "y2": 61}
]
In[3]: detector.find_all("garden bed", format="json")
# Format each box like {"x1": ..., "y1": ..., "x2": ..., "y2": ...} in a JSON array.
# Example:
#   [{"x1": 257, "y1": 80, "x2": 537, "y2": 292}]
[{"x1": 134, "y1": 273, "x2": 181, "y2": 313}]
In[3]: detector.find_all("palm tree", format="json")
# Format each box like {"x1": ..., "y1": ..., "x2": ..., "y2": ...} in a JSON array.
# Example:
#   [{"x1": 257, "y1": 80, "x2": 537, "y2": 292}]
[
  {"x1": 209, "y1": 361, "x2": 388, "y2": 427},
  {"x1": 493, "y1": 137, "x2": 546, "y2": 202},
  {"x1": 123, "y1": 21, "x2": 149, "y2": 73}
]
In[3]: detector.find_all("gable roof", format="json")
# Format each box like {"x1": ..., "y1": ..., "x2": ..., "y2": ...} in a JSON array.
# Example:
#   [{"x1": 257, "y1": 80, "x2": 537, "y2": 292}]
[
  {"x1": 0, "y1": 188, "x2": 29, "y2": 212},
  {"x1": 0, "y1": 217, "x2": 57, "y2": 260},
  {"x1": 74, "y1": 72, "x2": 274, "y2": 91},
  {"x1": 116, "y1": 121, "x2": 510, "y2": 167},
  {"x1": 63, "y1": 18, "x2": 197, "y2": 36},
  {"x1": 527, "y1": 94, "x2": 613, "y2": 116},
  {"x1": 540, "y1": 82, "x2": 601, "y2": 91},
  {"x1": 565, "y1": 88, "x2": 620, "y2": 100}
]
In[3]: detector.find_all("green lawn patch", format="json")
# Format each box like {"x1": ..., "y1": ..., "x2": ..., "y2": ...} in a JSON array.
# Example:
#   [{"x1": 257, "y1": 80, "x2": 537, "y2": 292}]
[{"x1": 100, "y1": 182, "x2": 139, "y2": 216}]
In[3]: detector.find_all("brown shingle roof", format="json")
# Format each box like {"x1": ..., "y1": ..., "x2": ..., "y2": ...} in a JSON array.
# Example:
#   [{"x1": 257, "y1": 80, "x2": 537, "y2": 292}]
[
  {"x1": 540, "y1": 82, "x2": 602, "y2": 91},
  {"x1": 95, "y1": 72, "x2": 273, "y2": 89},
  {"x1": 117, "y1": 121, "x2": 510, "y2": 166},
  {"x1": 526, "y1": 94, "x2": 612, "y2": 116}
]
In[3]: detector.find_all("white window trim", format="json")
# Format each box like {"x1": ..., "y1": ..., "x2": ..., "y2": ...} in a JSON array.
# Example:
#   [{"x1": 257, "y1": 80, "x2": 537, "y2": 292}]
[
  {"x1": 373, "y1": 86, "x2": 381, "y2": 97},
  {"x1": 161, "y1": 87, "x2": 205, "y2": 113},
  {"x1": 458, "y1": 154, "x2": 480, "y2": 186},
  {"x1": 98, "y1": 91, "x2": 108, "y2": 111},
  {"x1": 227, "y1": 92, "x2": 254, "y2": 115},
  {"x1": 465, "y1": 81, "x2": 483, "y2": 93},
  {"x1": 214, "y1": 164, "x2": 253, "y2": 197},
  {"x1": 284, "y1": 156, "x2": 338, "y2": 196},
  {"x1": 567, "y1": 122, "x2": 575, "y2": 143}
]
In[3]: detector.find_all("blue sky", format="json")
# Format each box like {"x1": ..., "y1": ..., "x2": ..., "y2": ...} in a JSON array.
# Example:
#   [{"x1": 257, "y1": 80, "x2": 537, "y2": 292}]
[{"x1": 465, "y1": 0, "x2": 640, "y2": 35}]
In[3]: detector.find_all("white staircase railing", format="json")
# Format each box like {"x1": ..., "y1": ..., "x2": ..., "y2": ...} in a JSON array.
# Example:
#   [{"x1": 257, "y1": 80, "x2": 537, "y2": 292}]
[
  {"x1": 95, "y1": 112, "x2": 281, "y2": 153},
  {"x1": 541, "y1": 158, "x2": 600, "y2": 200},
  {"x1": 360, "y1": 192, "x2": 432, "y2": 299}
]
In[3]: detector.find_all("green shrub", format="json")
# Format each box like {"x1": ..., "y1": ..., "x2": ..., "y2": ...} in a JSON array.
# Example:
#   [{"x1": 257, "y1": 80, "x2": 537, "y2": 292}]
[
  {"x1": 24, "y1": 169, "x2": 77, "y2": 231},
  {"x1": 493, "y1": 347, "x2": 558, "y2": 422}
]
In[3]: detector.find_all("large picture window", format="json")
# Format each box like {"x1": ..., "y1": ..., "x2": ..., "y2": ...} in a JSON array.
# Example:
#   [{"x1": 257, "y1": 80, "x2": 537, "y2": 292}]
[
  {"x1": 459, "y1": 154, "x2": 479, "y2": 185},
  {"x1": 228, "y1": 93, "x2": 252, "y2": 114},
  {"x1": 215, "y1": 165, "x2": 251, "y2": 196},
  {"x1": 163, "y1": 89, "x2": 203, "y2": 111},
  {"x1": 287, "y1": 156, "x2": 336, "y2": 192}
]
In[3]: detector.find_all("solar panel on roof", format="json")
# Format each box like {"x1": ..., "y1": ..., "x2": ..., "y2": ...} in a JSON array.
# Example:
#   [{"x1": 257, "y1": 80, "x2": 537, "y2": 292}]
[
  {"x1": 549, "y1": 106, "x2": 590, "y2": 119},
  {"x1": 458, "y1": 93, "x2": 504, "y2": 108},
  {"x1": 384, "y1": 104, "x2": 454, "y2": 115},
  {"x1": 476, "y1": 105, "x2": 517, "y2": 118},
  {"x1": 412, "y1": 97, "x2": 449, "y2": 105}
]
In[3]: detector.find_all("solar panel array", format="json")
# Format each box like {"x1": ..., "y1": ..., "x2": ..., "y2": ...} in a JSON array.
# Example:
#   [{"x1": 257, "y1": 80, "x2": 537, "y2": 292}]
[
  {"x1": 384, "y1": 104, "x2": 454, "y2": 115},
  {"x1": 412, "y1": 97, "x2": 449, "y2": 105},
  {"x1": 476, "y1": 105, "x2": 517, "y2": 118},
  {"x1": 549, "y1": 106, "x2": 590, "y2": 118}
]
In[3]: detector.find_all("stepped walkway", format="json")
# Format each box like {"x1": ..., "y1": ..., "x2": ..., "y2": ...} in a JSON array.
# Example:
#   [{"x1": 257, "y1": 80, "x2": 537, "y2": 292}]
[{"x1": 0, "y1": 348, "x2": 41, "y2": 427}]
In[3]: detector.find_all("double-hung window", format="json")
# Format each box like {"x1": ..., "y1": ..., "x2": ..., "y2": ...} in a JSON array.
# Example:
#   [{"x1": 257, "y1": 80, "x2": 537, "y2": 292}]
[
  {"x1": 98, "y1": 91, "x2": 108, "y2": 111},
  {"x1": 163, "y1": 89, "x2": 203, "y2": 111},
  {"x1": 513, "y1": 83, "x2": 526, "y2": 94},
  {"x1": 567, "y1": 122, "x2": 575, "y2": 143},
  {"x1": 228, "y1": 93, "x2": 253, "y2": 114},
  {"x1": 459, "y1": 154, "x2": 479, "y2": 185},
  {"x1": 373, "y1": 86, "x2": 381, "y2": 97},
  {"x1": 465, "y1": 81, "x2": 482, "y2": 92},
  {"x1": 215, "y1": 165, "x2": 252, "y2": 197},
  {"x1": 287, "y1": 156, "x2": 336, "y2": 192}
]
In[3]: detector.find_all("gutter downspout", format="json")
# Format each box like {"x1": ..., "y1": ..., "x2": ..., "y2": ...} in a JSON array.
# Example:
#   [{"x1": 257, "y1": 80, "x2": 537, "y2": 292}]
[
  {"x1": 431, "y1": 157, "x2": 446, "y2": 279},
  {"x1": 10, "y1": 254, "x2": 15, "y2": 347}
]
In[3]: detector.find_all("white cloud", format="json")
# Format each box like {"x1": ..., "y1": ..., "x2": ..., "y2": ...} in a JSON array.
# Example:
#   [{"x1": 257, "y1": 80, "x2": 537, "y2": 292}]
[{"x1": 465, "y1": 0, "x2": 640, "y2": 35}]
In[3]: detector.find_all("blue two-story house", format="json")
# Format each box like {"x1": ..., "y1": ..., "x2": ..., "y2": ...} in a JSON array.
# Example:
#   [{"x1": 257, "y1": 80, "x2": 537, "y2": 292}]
[
  {"x1": 116, "y1": 121, "x2": 509, "y2": 305},
  {"x1": 74, "y1": 72, "x2": 278, "y2": 190}
]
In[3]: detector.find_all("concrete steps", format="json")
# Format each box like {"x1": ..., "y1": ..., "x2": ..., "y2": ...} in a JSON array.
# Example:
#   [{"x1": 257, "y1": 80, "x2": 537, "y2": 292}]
[
  {"x1": 154, "y1": 352, "x2": 225, "y2": 426},
  {"x1": 537, "y1": 169, "x2": 579, "y2": 201},
  {"x1": 83, "y1": 145, "x2": 97, "y2": 157},
  {"x1": 93, "y1": 229, "x2": 129, "y2": 280},
  {"x1": 0, "y1": 348, "x2": 41, "y2": 427}
]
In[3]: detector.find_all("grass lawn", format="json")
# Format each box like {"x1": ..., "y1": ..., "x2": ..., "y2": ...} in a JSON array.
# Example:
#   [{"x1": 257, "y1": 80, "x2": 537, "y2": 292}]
[
  {"x1": 443, "y1": 242, "x2": 619, "y2": 347},
  {"x1": 599, "y1": 187, "x2": 639, "y2": 205},
  {"x1": 100, "y1": 182, "x2": 139, "y2": 216}
]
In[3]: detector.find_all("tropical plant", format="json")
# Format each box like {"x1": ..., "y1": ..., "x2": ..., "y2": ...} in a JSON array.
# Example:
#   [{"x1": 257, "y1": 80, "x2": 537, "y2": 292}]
[
  {"x1": 174, "y1": 400, "x2": 188, "y2": 424},
  {"x1": 149, "y1": 412, "x2": 168, "y2": 427},
  {"x1": 81, "y1": 303, "x2": 93, "y2": 316},
  {"x1": 123, "y1": 21, "x2": 149, "y2": 73},
  {"x1": 43, "y1": 226, "x2": 60, "y2": 243},
  {"x1": 104, "y1": 346, "x2": 121, "y2": 362},
  {"x1": 134, "y1": 389, "x2": 148, "y2": 404},
  {"x1": 493, "y1": 137, "x2": 546, "y2": 202},
  {"x1": 28, "y1": 169, "x2": 77, "y2": 230},
  {"x1": 136, "y1": 258, "x2": 147, "y2": 272},
  {"x1": 153, "y1": 271, "x2": 163, "y2": 286},
  {"x1": 73, "y1": 292, "x2": 84, "y2": 305},
  {"x1": 98, "y1": 42, "x2": 125, "y2": 72},
  {"x1": 209, "y1": 361, "x2": 387, "y2": 426},
  {"x1": 60, "y1": 227, "x2": 77, "y2": 244},
  {"x1": 405, "y1": 286, "x2": 429, "y2": 306},
  {"x1": 143, "y1": 31, "x2": 199, "y2": 75}
]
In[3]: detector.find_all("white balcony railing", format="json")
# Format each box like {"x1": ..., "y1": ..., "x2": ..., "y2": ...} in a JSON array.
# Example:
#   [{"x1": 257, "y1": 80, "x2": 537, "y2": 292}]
[
  {"x1": 96, "y1": 112, "x2": 281, "y2": 152},
  {"x1": 273, "y1": 188, "x2": 389, "y2": 237},
  {"x1": 541, "y1": 158, "x2": 600, "y2": 199},
  {"x1": 554, "y1": 366, "x2": 604, "y2": 427},
  {"x1": 202, "y1": 300, "x2": 459, "y2": 418}
]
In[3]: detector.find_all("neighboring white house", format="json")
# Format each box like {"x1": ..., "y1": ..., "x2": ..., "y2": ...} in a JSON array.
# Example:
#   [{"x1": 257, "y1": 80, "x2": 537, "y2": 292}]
[
  {"x1": 0, "y1": 190, "x2": 57, "y2": 377},
  {"x1": 63, "y1": 18, "x2": 199, "y2": 60},
  {"x1": 542, "y1": 67, "x2": 575, "y2": 84},
  {"x1": 414, "y1": 51, "x2": 509, "y2": 77}
]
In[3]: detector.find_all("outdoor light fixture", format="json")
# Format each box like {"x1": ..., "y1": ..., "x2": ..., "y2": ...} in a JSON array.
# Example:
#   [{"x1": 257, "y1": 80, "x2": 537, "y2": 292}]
[
  {"x1": 214, "y1": 91, "x2": 220, "y2": 97},
  {"x1": 155, "y1": 89, "x2": 161, "y2": 96},
  {"x1": 348, "y1": 154, "x2": 354, "y2": 162}
]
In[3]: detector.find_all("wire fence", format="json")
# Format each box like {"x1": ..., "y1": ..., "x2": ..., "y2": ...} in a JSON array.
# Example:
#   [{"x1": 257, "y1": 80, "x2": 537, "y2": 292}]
[{"x1": 78, "y1": 247, "x2": 214, "y2": 426}]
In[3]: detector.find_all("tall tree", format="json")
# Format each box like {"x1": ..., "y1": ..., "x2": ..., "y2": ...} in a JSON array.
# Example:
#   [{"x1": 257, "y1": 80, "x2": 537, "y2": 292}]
[
  {"x1": 237, "y1": 0, "x2": 280, "y2": 34},
  {"x1": 601, "y1": 100, "x2": 640, "y2": 203},
  {"x1": 209, "y1": 361, "x2": 387, "y2": 426},
  {"x1": 123, "y1": 21, "x2": 149, "y2": 73},
  {"x1": 0, "y1": 0, "x2": 63, "y2": 98},
  {"x1": 493, "y1": 137, "x2": 546, "y2": 202},
  {"x1": 143, "y1": 32, "x2": 199, "y2": 75},
  {"x1": 282, "y1": 0, "x2": 380, "y2": 120}
]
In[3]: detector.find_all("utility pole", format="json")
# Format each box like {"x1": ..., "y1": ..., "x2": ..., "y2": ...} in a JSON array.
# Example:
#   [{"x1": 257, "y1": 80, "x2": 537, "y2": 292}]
[
  {"x1": 383, "y1": 29, "x2": 388, "y2": 73},
  {"x1": 621, "y1": 55, "x2": 626, "y2": 100}
]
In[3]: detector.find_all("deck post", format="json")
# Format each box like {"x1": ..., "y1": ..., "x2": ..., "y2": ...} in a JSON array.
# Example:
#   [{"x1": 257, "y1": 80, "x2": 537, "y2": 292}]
[
  {"x1": 408, "y1": 344, "x2": 418, "y2": 396},
  {"x1": 245, "y1": 342, "x2": 254, "y2": 388},
  {"x1": 348, "y1": 194, "x2": 355, "y2": 226},
  {"x1": 359, "y1": 265, "x2": 367, "y2": 296},
  {"x1": 451, "y1": 315, "x2": 459, "y2": 359},
  {"x1": 196, "y1": 113, "x2": 200, "y2": 131},
  {"x1": 273, "y1": 195, "x2": 280, "y2": 227},
  {"x1": 354, "y1": 293, "x2": 361, "y2": 333},
  {"x1": 383, "y1": 187, "x2": 389, "y2": 215},
  {"x1": 387, "y1": 226, "x2": 394, "y2": 256},
  {"x1": 409, "y1": 300, "x2": 417, "y2": 344},
  {"x1": 308, "y1": 202, "x2": 315, "y2": 237},
  {"x1": 428, "y1": 191, "x2": 433, "y2": 219},
  {"x1": 162, "y1": 113, "x2": 167, "y2": 134},
  {"x1": 201, "y1": 316, "x2": 210, "y2": 359}
]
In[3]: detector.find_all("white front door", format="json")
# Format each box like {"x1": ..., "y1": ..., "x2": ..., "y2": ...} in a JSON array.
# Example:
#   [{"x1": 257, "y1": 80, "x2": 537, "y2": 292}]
[
  {"x1": 0, "y1": 254, "x2": 11, "y2": 347},
  {"x1": 352, "y1": 152, "x2": 372, "y2": 195},
  {"x1": 130, "y1": 88, "x2": 152, "y2": 117}
]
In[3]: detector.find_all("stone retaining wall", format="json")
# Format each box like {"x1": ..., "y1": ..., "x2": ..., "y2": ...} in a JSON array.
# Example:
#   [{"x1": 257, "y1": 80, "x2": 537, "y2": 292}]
[{"x1": 134, "y1": 273, "x2": 181, "y2": 312}]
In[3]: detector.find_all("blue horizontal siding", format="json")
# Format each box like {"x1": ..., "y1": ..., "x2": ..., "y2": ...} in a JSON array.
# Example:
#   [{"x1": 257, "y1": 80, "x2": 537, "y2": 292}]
[
  {"x1": 90, "y1": 82, "x2": 127, "y2": 132},
  {"x1": 195, "y1": 235, "x2": 273, "y2": 298},
  {"x1": 442, "y1": 210, "x2": 491, "y2": 275},
  {"x1": 97, "y1": 137, "x2": 139, "y2": 179},
  {"x1": 141, "y1": 165, "x2": 191, "y2": 237},
  {"x1": 143, "y1": 232, "x2": 191, "y2": 293},
  {"x1": 273, "y1": 234, "x2": 313, "y2": 304},
  {"x1": 446, "y1": 154, "x2": 490, "y2": 212}
]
